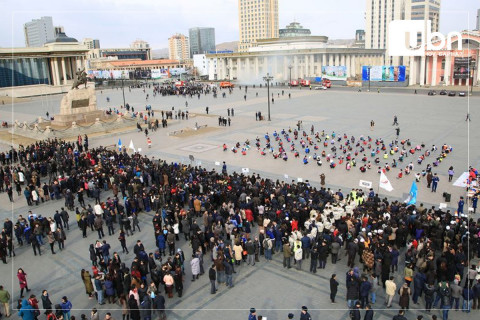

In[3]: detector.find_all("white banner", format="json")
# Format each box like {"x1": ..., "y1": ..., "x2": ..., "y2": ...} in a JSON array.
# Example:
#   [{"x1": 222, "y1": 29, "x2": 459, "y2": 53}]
[
  {"x1": 379, "y1": 171, "x2": 394, "y2": 192},
  {"x1": 453, "y1": 172, "x2": 470, "y2": 187},
  {"x1": 359, "y1": 180, "x2": 373, "y2": 188}
]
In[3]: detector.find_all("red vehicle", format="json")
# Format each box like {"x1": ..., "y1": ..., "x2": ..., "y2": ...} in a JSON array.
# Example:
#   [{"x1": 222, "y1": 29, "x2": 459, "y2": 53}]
[
  {"x1": 220, "y1": 81, "x2": 234, "y2": 88},
  {"x1": 322, "y1": 78, "x2": 331, "y2": 88},
  {"x1": 290, "y1": 80, "x2": 299, "y2": 86},
  {"x1": 300, "y1": 79, "x2": 311, "y2": 87}
]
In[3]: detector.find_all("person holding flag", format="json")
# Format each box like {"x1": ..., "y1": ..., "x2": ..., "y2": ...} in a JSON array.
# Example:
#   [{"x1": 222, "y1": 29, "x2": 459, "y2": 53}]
[
  {"x1": 379, "y1": 169, "x2": 394, "y2": 192},
  {"x1": 118, "y1": 138, "x2": 122, "y2": 152}
]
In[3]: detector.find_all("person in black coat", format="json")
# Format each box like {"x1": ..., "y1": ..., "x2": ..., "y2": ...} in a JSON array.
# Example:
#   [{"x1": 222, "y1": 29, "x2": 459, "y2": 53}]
[
  {"x1": 153, "y1": 293, "x2": 166, "y2": 320},
  {"x1": 140, "y1": 295, "x2": 151, "y2": 320},
  {"x1": 330, "y1": 274, "x2": 339, "y2": 303},
  {"x1": 41, "y1": 290, "x2": 53, "y2": 312},
  {"x1": 350, "y1": 301, "x2": 361, "y2": 320},
  {"x1": 364, "y1": 304, "x2": 374, "y2": 320},
  {"x1": 209, "y1": 265, "x2": 217, "y2": 294},
  {"x1": 128, "y1": 294, "x2": 140, "y2": 320}
]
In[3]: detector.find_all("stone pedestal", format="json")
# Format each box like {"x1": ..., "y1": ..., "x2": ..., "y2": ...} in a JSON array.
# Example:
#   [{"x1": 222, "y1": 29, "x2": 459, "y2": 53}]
[{"x1": 52, "y1": 87, "x2": 106, "y2": 126}]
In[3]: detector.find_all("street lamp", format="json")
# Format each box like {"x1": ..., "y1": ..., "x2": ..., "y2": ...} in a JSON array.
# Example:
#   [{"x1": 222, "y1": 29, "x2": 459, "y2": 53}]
[
  {"x1": 263, "y1": 73, "x2": 273, "y2": 121},
  {"x1": 288, "y1": 64, "x2": 293, "y2": 85}
]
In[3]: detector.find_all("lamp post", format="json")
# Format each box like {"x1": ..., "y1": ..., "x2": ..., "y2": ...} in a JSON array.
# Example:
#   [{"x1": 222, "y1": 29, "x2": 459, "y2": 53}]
[
  {"x1": 263, "y1": 73, "x2": 273, "y2": 121},
  {"x1": 288, "y1": 64, "x2": 293, "y2": 86}
]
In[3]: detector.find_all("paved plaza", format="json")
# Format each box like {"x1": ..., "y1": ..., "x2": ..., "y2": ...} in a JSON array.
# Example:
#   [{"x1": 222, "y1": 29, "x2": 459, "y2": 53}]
[{"x1": 0, "y1": 85, "x2": 478, "y2": 320}]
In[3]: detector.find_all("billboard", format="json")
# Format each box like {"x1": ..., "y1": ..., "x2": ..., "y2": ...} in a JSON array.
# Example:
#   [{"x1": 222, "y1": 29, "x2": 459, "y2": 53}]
[
  {"x1": 169, "y1": 68, "x2": 186, "y2": 76},
  {"x1": 151, "y1": 69, "x2": 169, "y2": 79},
  {"x1": 321, "y1": 66, "x2": 347, "y2": 80},
  {"x1": 362, "y1": 66, "x2": 406, "y2": 82},
  {"x1": 453, "y1": 57, "x2": 475, "y2": 79},
  {"x1": 129, "y1": 69, "x2": 151, "y2": 79}
]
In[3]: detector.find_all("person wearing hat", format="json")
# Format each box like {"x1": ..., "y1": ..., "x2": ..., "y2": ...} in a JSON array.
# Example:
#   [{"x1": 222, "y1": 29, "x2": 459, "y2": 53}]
[
  {"x1": 248, "y1": 308, "x2": 256, "y2": 320},
  {"x1": 299, "y1": 306, "x2": 311, "y2": 320}
]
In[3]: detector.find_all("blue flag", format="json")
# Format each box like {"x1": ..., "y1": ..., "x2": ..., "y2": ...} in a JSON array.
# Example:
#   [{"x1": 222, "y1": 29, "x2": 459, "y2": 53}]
[
  {"x1": 406, "y1": 181, "x2": 418, "y2": 205},
  {"x1": 118, "y1": 138, "x2": 122, "y2": 151}
]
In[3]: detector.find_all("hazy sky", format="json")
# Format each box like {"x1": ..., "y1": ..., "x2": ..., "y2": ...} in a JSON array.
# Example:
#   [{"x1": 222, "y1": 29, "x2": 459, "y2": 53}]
[{"x1": 0, "y1": 0, "x2": 478, "y2": 49}]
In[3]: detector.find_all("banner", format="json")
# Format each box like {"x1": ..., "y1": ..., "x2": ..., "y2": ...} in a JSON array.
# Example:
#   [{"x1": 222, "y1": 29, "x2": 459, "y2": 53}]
[
  {"x1": 404, "y1": 181, "x2": 418, "y2": 205},
  {"x1": 151, "y1": 69, "x2": 169, "y2": 79},
  {"x1": 321, "y1": 66, "x2": 347, "y2": 80},
  {"x1": 379, "y1": 171, "x2": 393, "y2": 192},
  {"x1": 362, "y1": 66, "x2": 406, "y2": 82},
  {"x1": 453, "y1": 57, "x2": 475, "y2": 79},
  {"x1": 359, "y1": 180, "x2": 373, "y2": 189}
]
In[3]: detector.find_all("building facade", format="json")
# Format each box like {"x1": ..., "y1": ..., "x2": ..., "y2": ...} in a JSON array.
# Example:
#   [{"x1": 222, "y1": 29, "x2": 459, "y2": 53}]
[
  {"x1": 207, "y1": 45, "x2": 385, "y2": 82},
  {"x1": 87, "y1": 48, "x2": 151, "y2": 60},
  {"x1": 279, "y1": 22, "x2": 311, "y2": 38},
  {"x1": 131, "y1": 39, "x2": 150, "y2": 49},
  {"x1": 83, "y1": 38, "x2": 101, "y2": 49},
  {"x1": 0, "y1": 42, "x2": 88, "y2": 88},
  {"x1": 238, "y1": 0, "x2": 279, "y2": 52},
  {"x1": 189, "y1": 27, "x2": 216, "y2": 57},
  {"x1": 168, "y1": 34, "x2": 190, "y2": 61},
  {"x1": 24, "y1": 16, "x2": 55, "y2": 47},
  {"x1": 409, "y1": 31, "x2": 480, "y2": 87},
  {"x1": 193, "y1": 54, "x2": 216, "y2": 77}
]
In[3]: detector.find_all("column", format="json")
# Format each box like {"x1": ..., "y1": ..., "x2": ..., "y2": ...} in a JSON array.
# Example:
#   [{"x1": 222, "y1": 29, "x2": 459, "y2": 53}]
[
  {"x1": 274, "y1": 56, "x2": 278, "y2": 77},
  {"x1": 305, "y1": 55, "x2": 309, "y2": 78},
  {"x1": 444, "y1": 55, "x2": 451, "y2": 86},
  {"x1": 409, "y1": 56, "x2": 416, "y2": 86},
  {"x1": 419, "y1": 56, "x2": 426, "y2": 86},
  {"x1": 61, "y1": 58, "x2": 67, "y2": 84},
  {"x1": 264, "y1": 56, "x2": 269, "y2": 75},
  {"x1": 255, "y1": 57, "x2": 259, "y2": 78},
  {"x1": 246, "y1": 57, "x2": 250, "y2": 75},
  {"x1": 351, "y1": 55, "x2": 356, "y2": 79},
  {"x1": 346, "y1": 55, "x2": 351, "y2": 78},
  {"x1": 54, "y1": 58, "x2": 60, "y2": 86},
  {"x1": 228, "y1": 59, "x2": 233, "y2": 80},
  {"x1": 322, "y1": 54, "x2": 326, "y2": 67},
  {"x1": 310, "y1": 54, "x2": 315, "y2": 76},
  {"x1": 340, "y1": 54, "x2": 346, "y2": 67},
  {"x1": 476, "y1": 53, "x2": 480, "y2": 86},
  {"x1": 431, "y1": 55, "x2": 438, "y2": 86},
  {"x1": 294, "y1": 55, "x2": 299, "y2": 79},
  {"x1": 283, "y1": 56, "x2": 288, "y2": 81},
  {"x1": 328, "y1": 54, "x2": 333, "y2": 67}
]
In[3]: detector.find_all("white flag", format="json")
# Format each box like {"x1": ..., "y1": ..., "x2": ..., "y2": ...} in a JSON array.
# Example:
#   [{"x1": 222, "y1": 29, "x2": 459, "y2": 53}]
[
  {"x1": 128, "y1": 139, "x2": 136, "y2": 152},
  {"x1": 379, "y1": 171, "x2": 394, "y2": 192}
]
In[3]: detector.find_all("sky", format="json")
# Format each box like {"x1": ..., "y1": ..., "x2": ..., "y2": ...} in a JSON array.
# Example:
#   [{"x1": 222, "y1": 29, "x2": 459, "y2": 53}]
[{"x1": 0, "y1": 0, "x2": 478, "y2": 49}]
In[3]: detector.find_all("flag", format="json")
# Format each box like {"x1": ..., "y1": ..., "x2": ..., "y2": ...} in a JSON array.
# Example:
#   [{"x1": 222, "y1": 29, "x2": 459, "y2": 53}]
[
  {"x1": 118, "y1": 138, "x2": 122, "y2": 151},
  {"x1": 128, "y1": 139, "x2": 136, "y2": 152},
  {"x1": 379, "y1": 171, "x2": 393, "y2": 192},
  {"x1": 405, "y1": 181, "x2": 418, "y2": 205}
]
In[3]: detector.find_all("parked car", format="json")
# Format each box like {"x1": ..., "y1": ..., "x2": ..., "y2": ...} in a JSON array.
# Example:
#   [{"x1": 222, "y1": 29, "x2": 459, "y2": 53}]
[
  {"x1": 314, "y1": 86, "x2": 327, "y2": 90},
  {"x1": 458, "y1": 91, "x2": 466, "y2": 97},
  {"x1": 427, "y1": 90, "x2": 436, "y2": 96},
  {"x1": 448, "y1": 91, "x2": 456, "y2": 96},
  {"x1": 439, "y1": 90, "x2": 447, "y2": 95}
]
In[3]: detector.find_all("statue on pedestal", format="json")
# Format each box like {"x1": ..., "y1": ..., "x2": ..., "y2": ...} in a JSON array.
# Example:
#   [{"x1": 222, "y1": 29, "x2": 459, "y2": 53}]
[{"x1": 72, "y1": 68, "x2": 87, "y2": 89}]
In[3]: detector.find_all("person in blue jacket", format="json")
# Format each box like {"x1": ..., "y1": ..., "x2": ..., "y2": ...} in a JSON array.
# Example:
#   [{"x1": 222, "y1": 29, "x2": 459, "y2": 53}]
[
  {"x1": 60, "y1": 296, "x2": 72, "y2": 320},
  {"x1": 157, "y1": 233, "x2": 166, "y2": 256},
  {"x1": 18, "y1": 299, "x2": 35, "y2": 320}
]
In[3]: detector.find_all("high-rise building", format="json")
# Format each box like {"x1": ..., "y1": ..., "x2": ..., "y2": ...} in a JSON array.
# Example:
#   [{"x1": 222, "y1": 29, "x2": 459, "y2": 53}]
[
  {"x1": 189, "y1": 27, "x2": 216, "y2": 57},
  {"x1": 168, "y1": 34, "x2": 190, "y2": 61},
  {"x1": 238, "y1": 0, "x2": 279, "y2": 52},
  {"x1": 24, "y1": 16, "x2": 55, "y2": 47},
  {"x1": 131, "y1": 39, "x2": 150, "y2": 49},
  {"x1": 83, "y1": 38, "x2": 101, "y2": 49},
  {"x1": 410, "y1": 0, "x2": 441, "y2": 43}
]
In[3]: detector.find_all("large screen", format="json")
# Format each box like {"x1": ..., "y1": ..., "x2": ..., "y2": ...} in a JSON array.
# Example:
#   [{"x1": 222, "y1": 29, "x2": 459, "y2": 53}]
[
  {"x1": 321, "y1": 66, "x2": 347, "y2": 80},
  {"x1": 362, "y1": 66, "x2": 406, "y2": 82},
  {"x1": 453, "y1": 57, "x2": 475, "y2": 79}
]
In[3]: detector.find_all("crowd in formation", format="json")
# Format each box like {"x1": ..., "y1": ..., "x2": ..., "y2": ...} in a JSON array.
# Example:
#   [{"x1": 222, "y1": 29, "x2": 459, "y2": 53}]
[{"x1": 0, "y1": 126, "x2": 479, "y2": 320}]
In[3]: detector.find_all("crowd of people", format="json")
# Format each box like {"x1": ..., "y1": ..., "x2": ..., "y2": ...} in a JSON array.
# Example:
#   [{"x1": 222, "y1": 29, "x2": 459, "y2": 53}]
[{"x1": 0, "y1": 125, "x2": 479, "y2": 320}]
